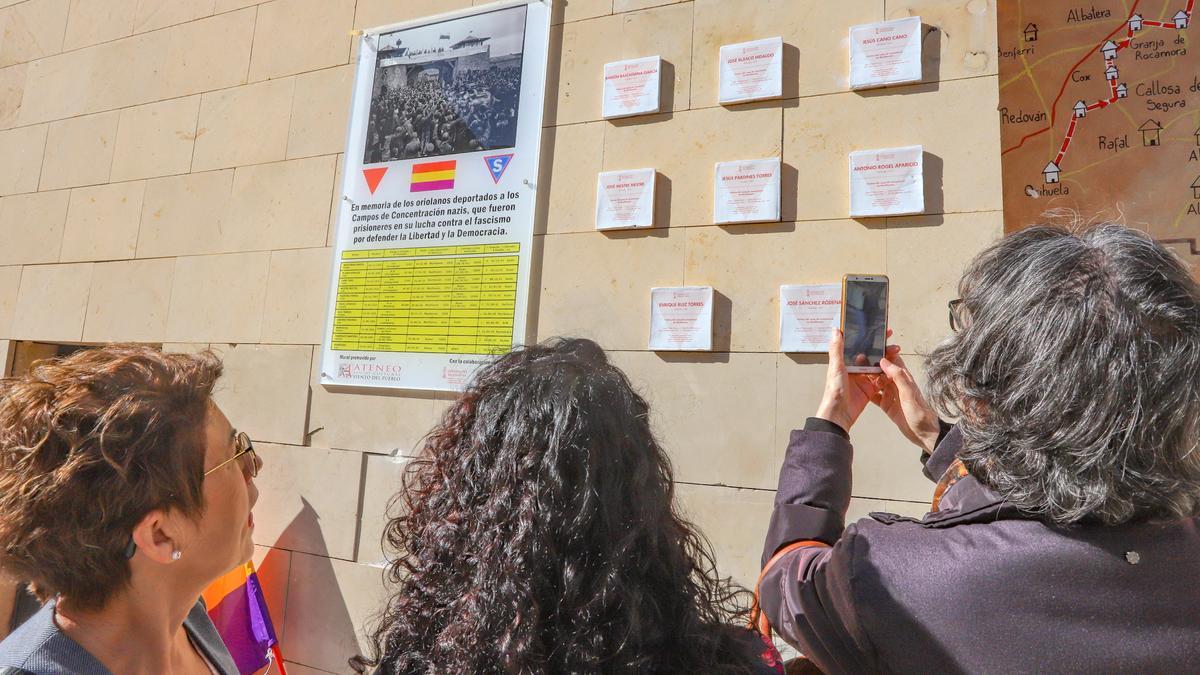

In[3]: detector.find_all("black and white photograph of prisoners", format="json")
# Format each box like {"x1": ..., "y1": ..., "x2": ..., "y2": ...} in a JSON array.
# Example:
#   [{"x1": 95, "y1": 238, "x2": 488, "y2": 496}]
[{"x1": 362, "y1": 5, "x2": 527, "y2": 164}]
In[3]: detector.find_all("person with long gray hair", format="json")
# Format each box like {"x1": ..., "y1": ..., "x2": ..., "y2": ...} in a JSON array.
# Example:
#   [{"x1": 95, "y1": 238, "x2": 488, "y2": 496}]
[{"x1": 754, "y1": 224, "x2": 1200, "y2": 672}]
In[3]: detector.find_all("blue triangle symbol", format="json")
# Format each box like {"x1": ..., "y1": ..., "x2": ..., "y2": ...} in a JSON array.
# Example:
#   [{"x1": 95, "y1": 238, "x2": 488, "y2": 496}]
[{"x1": 484, "y1": 154, "x2": 514, "y2": 184}]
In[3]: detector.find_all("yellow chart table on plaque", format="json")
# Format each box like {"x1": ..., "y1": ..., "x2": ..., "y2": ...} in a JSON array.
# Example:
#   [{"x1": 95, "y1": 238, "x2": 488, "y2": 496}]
[{"x1": 330, "y1": 243, "x2": 519, "y2": 355}]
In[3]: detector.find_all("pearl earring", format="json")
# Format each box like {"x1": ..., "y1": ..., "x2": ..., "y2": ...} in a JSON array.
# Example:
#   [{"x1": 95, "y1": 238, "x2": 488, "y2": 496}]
[{"x1": 171, "y1": 550, "x2": 182, "y2": 561}]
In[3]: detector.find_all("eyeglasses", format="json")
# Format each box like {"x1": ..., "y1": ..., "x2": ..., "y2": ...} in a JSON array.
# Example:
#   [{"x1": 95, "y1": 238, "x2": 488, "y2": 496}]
[
  {"x1": 123, "y1": 432, "x2": 258, "y2": 559},
  {"x1": 948, "y1": 299, "x2": 965, "y2": 332},
  {"x1": 203, "y1": 431, "x2": 259, "y2": 479}
]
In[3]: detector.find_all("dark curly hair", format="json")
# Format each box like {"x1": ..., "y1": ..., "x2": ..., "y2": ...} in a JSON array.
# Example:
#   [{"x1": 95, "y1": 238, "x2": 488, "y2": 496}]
[
  {"x1": 926, "y1": 224, "x2": 1200, "y2": 525},
  {"x1": 353, "y1": 338, "x2": 760, "y2": 674}
]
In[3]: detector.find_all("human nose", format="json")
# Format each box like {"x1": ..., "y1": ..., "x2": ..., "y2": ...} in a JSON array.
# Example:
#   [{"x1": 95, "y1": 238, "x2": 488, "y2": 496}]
[
  {"x1": 243, "y1": 449, "x2": 263, "y2": 481},
  {"x1": 247, "y1": 473, "x2": 259, "y2": 509}
]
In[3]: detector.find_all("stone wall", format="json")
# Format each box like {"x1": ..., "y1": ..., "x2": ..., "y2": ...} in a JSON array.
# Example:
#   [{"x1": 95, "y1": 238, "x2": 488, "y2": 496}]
[{"x1": 0, "y1": 0, "x2": 1002, "y2": 672}]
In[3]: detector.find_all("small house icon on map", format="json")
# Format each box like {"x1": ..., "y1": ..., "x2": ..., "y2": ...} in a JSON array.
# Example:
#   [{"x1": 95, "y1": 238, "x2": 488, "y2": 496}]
[
  {"x1": 1043, "y1": 162, "x2": 1061, "y2": 184},
  {"x1": 1102, "y1": 41, "x2": 1119, "y2": 59},
  {"x1": 1129, "y1": 14, "x2": 1143, "y2": 31},
  {"x1": 1105, "y1": 65, "x2": 1119, "y2": 80},
  {"x1": 1174, "y1": 11, "x2": 1189, "y2": 29},
  {"x1": 1074, "y1": 101, "x2": 1088, "y2": 118},
  {"x1": 1024, "y1": 23, "x2": 1038, "y2": 42},
  {"x1": 1116, "y1": 83, "x2": 1128, "y2": 98},
  {"x1": 1139, "y1": 119, "x2": 1163, "y2": 146},
  {"x1": 1194, "y1": 124, "x2": 1200, "y2": 145},
  {"x1": 1192, "y1": 176, "x2": 1200, "y2": 200}
]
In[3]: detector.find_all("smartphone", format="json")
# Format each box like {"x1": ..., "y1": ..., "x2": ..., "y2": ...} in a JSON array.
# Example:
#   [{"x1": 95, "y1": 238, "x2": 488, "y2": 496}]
[{"x1": 840, "y1": 274, "x2": 889, "y2": 373}]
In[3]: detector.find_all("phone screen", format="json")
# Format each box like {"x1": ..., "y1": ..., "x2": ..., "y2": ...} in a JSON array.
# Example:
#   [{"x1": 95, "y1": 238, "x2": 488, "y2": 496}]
[{"x1": 843, "y1": 278, "x2": 888, "y2": 369}]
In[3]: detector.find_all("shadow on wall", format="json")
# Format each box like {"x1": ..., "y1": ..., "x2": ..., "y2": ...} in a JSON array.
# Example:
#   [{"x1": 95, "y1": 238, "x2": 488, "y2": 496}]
[
  {"x1": 260, "y1": 498, "x2": 377, "y2": 675},
  {"x1": 923, "y1": 151, "x2": 945, "y2": 220}
]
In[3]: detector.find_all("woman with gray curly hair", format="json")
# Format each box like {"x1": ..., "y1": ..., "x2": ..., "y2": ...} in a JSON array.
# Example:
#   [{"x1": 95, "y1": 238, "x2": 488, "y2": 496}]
[{"x1": 755, "y1": 224, "x2": 1200, "y2": 673}]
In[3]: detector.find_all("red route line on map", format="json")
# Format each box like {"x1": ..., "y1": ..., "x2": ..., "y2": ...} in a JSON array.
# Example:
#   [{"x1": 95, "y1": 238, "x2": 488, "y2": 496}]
[
  {"x1": 1050, "y1": 4, "x2": 1192, "y2": 167},
  {"x1": 1001, "y1": 0, "x2": 1143, "y2": 157},
  {"x1": 1055, "y1": 118, "x2": 1077, "y2": 161}
]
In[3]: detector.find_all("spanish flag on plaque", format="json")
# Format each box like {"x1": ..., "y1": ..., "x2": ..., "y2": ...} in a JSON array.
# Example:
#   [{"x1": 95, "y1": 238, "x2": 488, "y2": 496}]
[
  {"x1": 203, "y1": 561, "x2": 287, "y2": 675},
  {"x1": 411, "y1": 160, "x2": 456, "y2": 192}
]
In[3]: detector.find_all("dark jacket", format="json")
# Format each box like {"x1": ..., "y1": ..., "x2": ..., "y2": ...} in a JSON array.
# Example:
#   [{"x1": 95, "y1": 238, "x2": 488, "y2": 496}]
[
  {"x1": 0, "y1": 598, "x2": 238, "y2": 675},
  {"x1": 759, "y1": 422, "x2": 1200, "y2": 674}
]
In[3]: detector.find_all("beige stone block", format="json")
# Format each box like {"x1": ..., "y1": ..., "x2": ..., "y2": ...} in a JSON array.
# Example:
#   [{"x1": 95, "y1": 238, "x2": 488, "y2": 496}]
[
  {"x1": 133, "y1": 0, "x2": 215, "y2": 33},
  {"x1": 213, "y1": 0, "x2": 259, "y2": 11},
  {"x1": 209, "y1": 344, "x2": 313, "y2": 446},
  {"x1": 287, "y1": 65, "x2": 353, "y2": 159},
  {"x1": 0, "y1": 0, "x2": 69, "y2": 68},
  {"x1": 63, "y1": 0, "x2": 136, "y2": 51},
  {"x1": 611, "y1": 351, "x2": 780, "y2": 489},
  {"x1": 249, "y1": 0, "x2": 353, "y2": 82},
  {"x1": 161, "y1": 342, "x2": 210, "y2": 354},
  {"x1": 352, "y1": 0, "x2": 473, "y2": 32},
  {"x1": 0, "y1": 124, "x2": 47, "y2": 195},
  {"x1": 785, "y1": 76, "x2": 1002, "y2": 221},
  {"x1": 775, "y1": 354, "x2": 935, "y2": 502},
  {"x1": 548, "y1": 3, "x2": 692, "y2": 126},
  {"x1": 281, "y1": 554, "x2": 385, "y2": 674},
  {"x1": 554, "y1": 0, "x2": 611, "y2": 24},
  {"x1": 357, "y1": 453, "x2": 409, "y2": 565},
  {"x1": 251, "y1": 443, "x2": 363, "y2": 560},
  {"x1": 251, "y1": 544, "x2": 291, "y2": 640},
  {"x1": 536, "y1": 230, "x2": 685, "y2": 351},
  {"x1": 40, "y1": 111, "x2": 118, "y2": 191},
  {"x1": 110, "y1": 95, "x2": 201, "y2": 182},
  {"x1": 430, "y1": 393, "x2": 457, "y2": 423},
  {"x1": 0, "y1": 266, "x2": 21, "y2": 337},
  {"x1": 0, "y1": 190, "x2": 69, "y2": 265},
  {"x1": 11, "y1": 262, "x2": 93, "y2": 341},
  {"x1": 262, "y1": 247, "x2": 333, "y2": 345},
  {"x1": 145, "y1": 159, "x2": 331, "y2": 259},
  {"x1": 614, "y1": 0, "x2": 683, "y2": 14},
  {"x1": 193, "y1": 78, "x2": 295, "y2": 172},
  {"x1": 886, "y1": 211, "x2": 1002, "y2": 353},
  {"x1": 0, "y1": 64, "x2": 26, "y2": 129},
  {"x1": 308, "y1": 350, "x2": 439, "y2": 456},
  {"x1": 18, "y1": 9, "x2": 255, "y2": 126},
  {"x1": 165, "y1": 251, "x2": 269, "y2": 343},
  {"x1": 683, "y1": 221, "x2": 887, "y2": 352},
  {"x1": 538, "y1": 121, "x2": 604, "y2": 234},
  {"x1": 886, "y1": 0, "x2": 997, "y2": 81},
  {"x1": 82, "y1": 258, "x2": 174, "y2": 342},
  {"x1": 61, "y1": 180, "x2": 144, "y2": 262},
  {"x1": 137, "y1": 170, "x2": 233, "y2": 258},
  {"x1": 224, "y1": 156, "x2": 336, "y2": 252},
  {"x1": 691, "y1": 0, "x2": 884, "y2": 107},
  {"x1": 603, "y1": 106, "x2": 781, "y2": 228},
  {"x1": 676, "y1": 483, "x2": 773, "y2": 589}
]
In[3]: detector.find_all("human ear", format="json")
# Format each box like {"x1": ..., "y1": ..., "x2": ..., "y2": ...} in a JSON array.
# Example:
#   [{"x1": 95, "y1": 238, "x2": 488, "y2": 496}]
[{"x1": 130, "y1": 509, "x2": 187, "y2": 565}]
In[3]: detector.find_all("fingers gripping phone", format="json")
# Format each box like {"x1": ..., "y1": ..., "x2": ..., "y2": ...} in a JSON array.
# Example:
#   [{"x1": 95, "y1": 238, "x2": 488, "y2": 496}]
[{"x1": 841, "y1": 274, "x2": 889, "y2": 373}]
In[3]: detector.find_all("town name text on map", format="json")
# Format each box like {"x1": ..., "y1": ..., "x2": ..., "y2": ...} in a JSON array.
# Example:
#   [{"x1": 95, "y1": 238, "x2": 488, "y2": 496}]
[{"x1": 998, "y1": 0, "x2": 1199, "y2": 268}]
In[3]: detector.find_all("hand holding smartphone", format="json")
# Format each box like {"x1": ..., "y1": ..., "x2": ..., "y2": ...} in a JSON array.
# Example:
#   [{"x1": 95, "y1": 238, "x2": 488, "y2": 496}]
[{"x1": 840, "y1": 274, "x2": 889, "y2": 374}]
